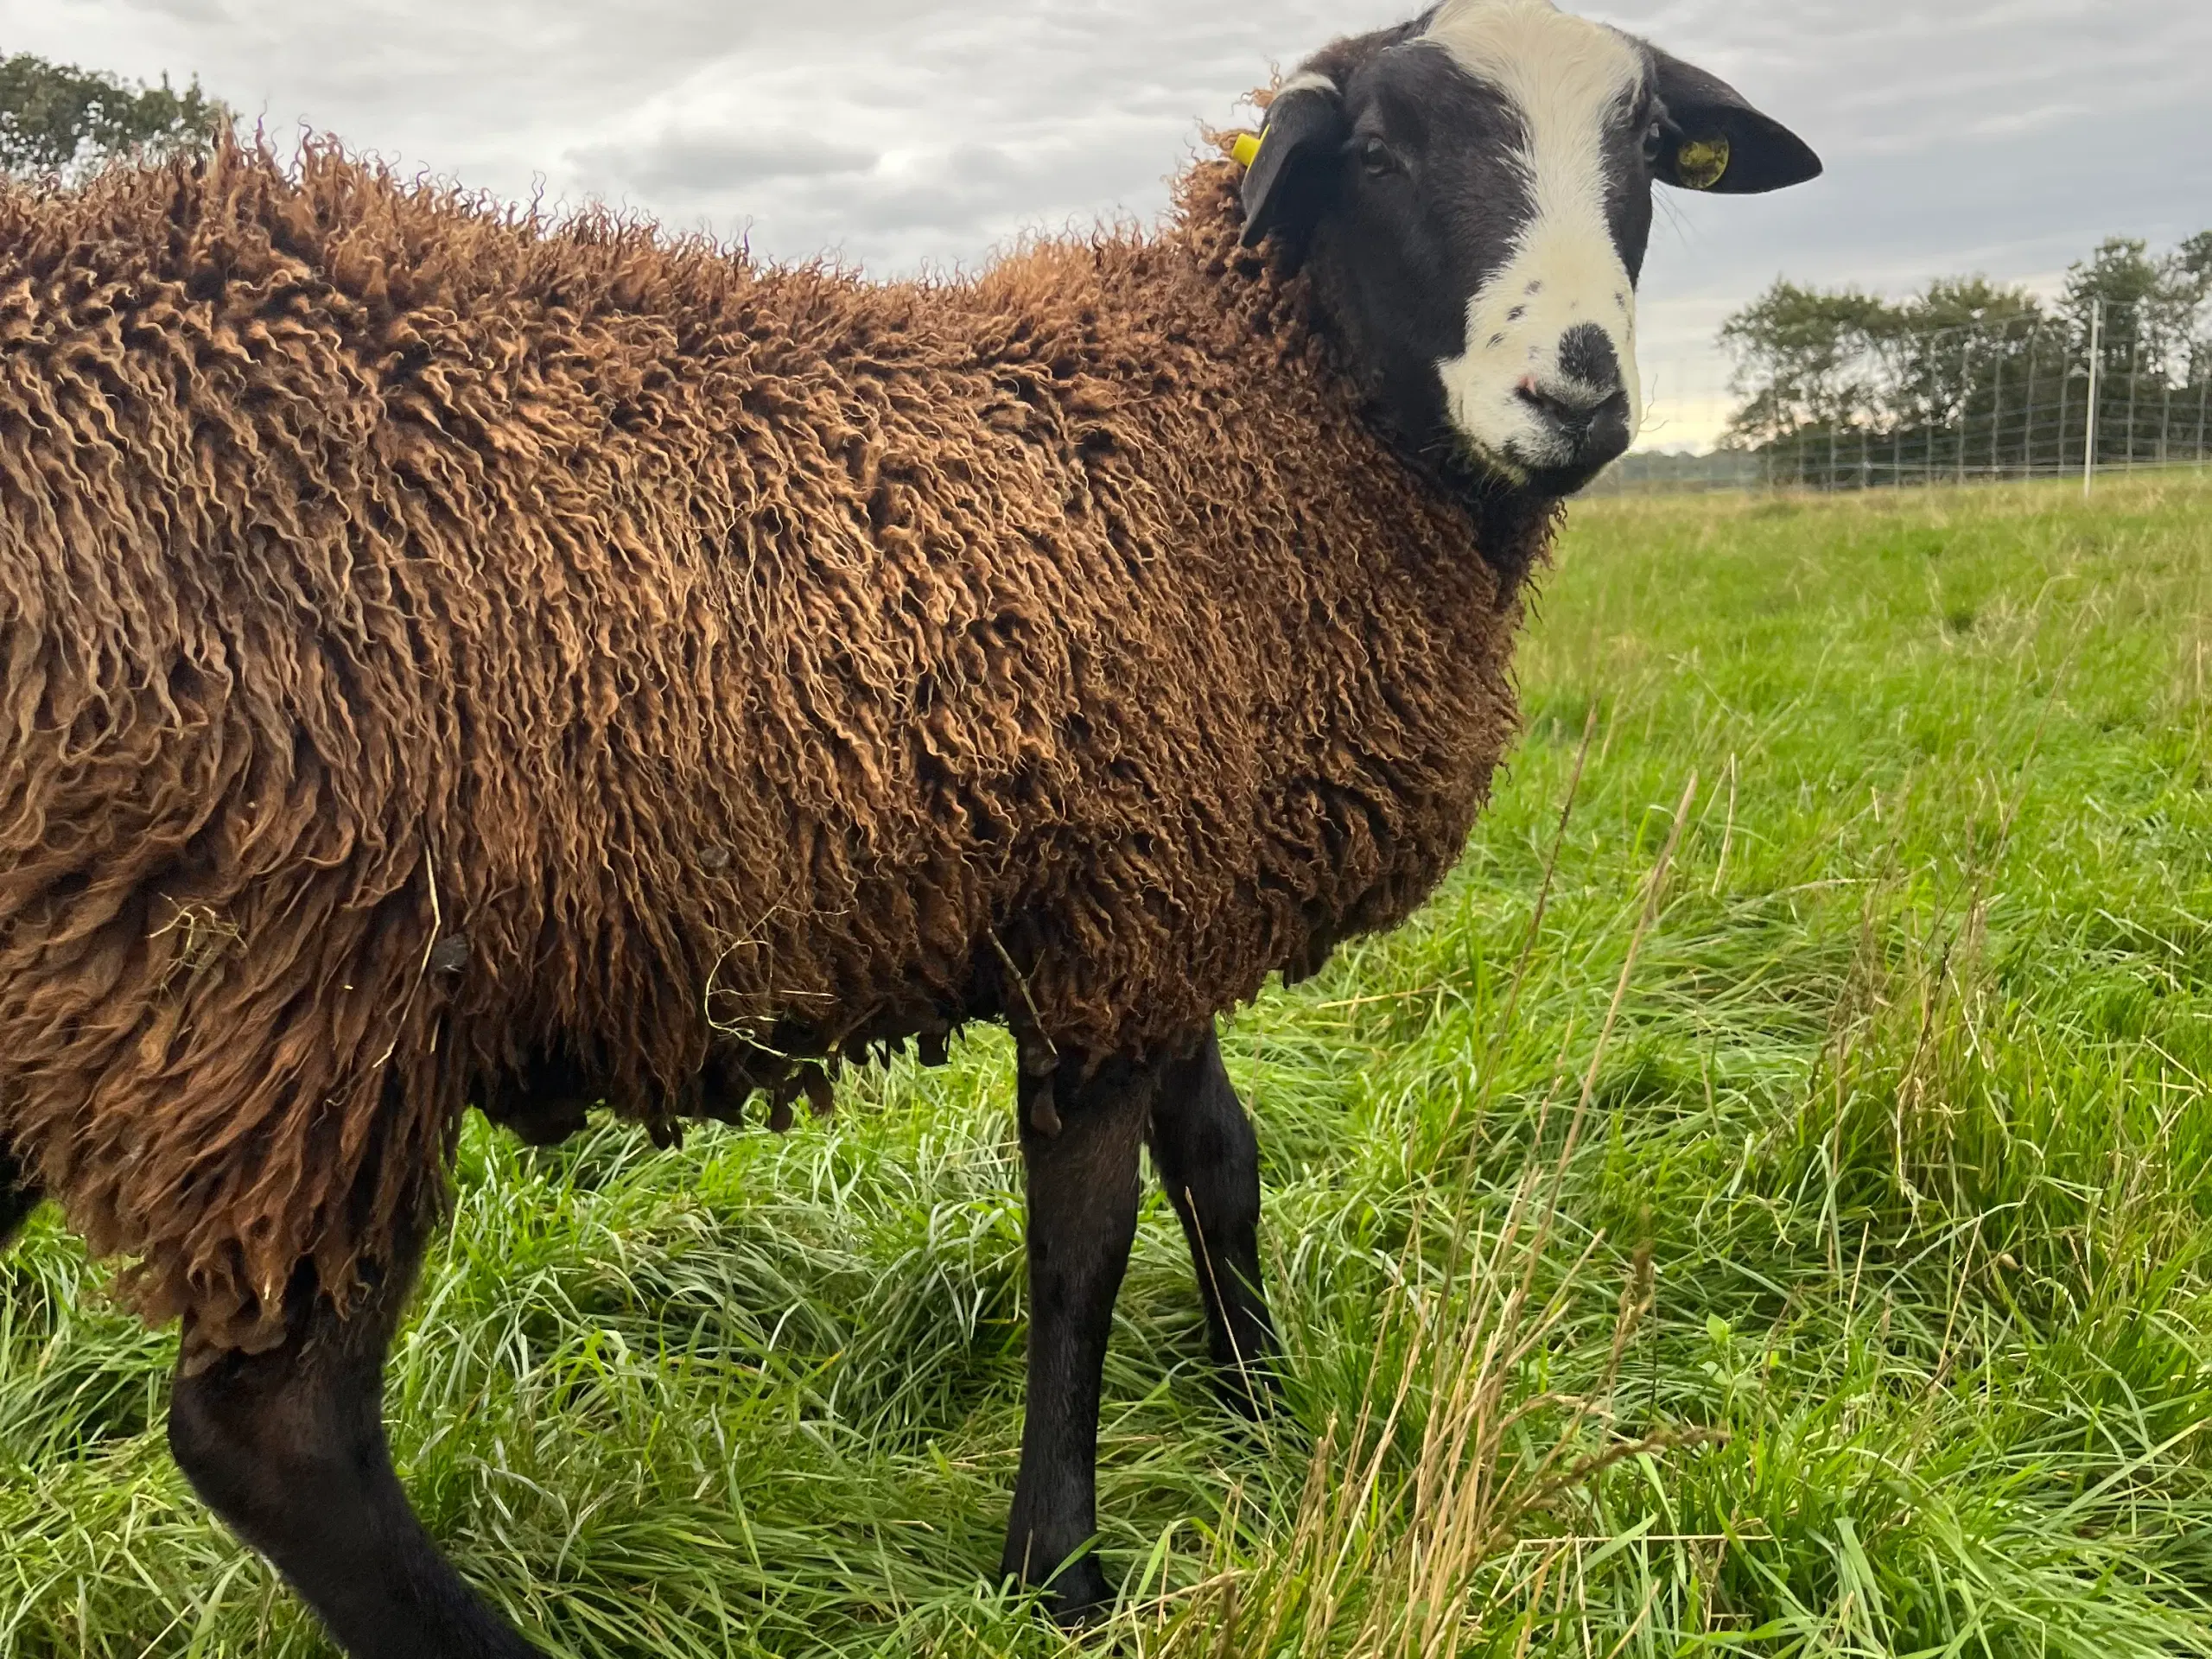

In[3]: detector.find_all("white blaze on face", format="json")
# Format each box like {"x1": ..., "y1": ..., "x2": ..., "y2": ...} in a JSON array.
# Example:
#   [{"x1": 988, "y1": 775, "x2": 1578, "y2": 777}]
[{"x1": 1425, "y1": 0, "x2": 1645, "y2": 477}]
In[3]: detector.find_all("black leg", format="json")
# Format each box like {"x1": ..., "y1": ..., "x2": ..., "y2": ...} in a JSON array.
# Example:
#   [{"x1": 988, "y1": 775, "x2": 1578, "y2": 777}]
[
  {"x1": 1001, "y1": 1053, "x2": 1150, "y2": 1625},
  {"x1": 167, "y1": 1209, "x2": 544, "y2": 1659},
  {"x1": 0, "y1": 1145, "x2": 41, "y2": 1250},
  {"x1": 1148, "y1": 1028, "x2": 1280, "y2": 1415}
]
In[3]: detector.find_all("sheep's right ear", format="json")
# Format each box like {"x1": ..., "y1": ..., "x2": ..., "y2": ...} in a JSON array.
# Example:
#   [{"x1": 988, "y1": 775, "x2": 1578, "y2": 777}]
[{"x1": 1240, "y1": 79, "x2": 1348, "y2": 249}]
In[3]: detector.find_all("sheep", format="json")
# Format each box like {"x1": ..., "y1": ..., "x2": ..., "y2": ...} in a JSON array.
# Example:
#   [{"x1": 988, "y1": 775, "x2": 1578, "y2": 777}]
[{"x1": 0, "y1": 2, "x2": 1819, "y2": 1649}]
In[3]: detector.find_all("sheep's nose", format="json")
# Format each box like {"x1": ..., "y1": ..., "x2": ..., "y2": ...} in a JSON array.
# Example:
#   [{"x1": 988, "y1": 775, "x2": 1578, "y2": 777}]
[
  {"x1": 1516, "y1": 325, "x2": 1632, "y2": 471},
  {"x1": 1555, "y1": 321, "x2": 1624, "y2": 392}
]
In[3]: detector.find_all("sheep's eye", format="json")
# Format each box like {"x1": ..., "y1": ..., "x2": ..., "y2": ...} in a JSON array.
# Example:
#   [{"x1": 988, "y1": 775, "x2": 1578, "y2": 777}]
[
  {"x1": 1641, "y1": 119, "x2": 1665, "y2": 168},
  {"x1": 1359, "y1": 138, "x2": 1400, "y2": 178}
]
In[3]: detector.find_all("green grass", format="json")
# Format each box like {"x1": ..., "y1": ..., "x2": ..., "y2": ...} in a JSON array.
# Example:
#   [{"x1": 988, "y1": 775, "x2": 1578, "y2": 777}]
[{"x1": 6, "y1": 474, "x2": 2212, "y2": 1656}]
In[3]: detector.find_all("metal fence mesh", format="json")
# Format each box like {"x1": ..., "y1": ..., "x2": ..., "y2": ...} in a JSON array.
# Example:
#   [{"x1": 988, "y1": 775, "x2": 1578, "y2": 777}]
[{"x1": 1598, "y1": 301, "x2": 2212, "y2": 496}]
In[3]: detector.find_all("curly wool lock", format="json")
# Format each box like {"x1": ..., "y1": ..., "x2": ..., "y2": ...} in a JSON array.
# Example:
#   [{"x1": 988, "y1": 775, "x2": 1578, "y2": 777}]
[{"x1": 0, "y1": 137, "x2": 1542, "y2": 1362}]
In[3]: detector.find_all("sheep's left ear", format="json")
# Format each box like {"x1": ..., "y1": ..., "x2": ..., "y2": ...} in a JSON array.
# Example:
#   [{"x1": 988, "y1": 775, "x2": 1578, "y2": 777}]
[
  {"x1": 1647, "y1": 48, "x2": 1821, "y2": 194},
  {"x1": 1240, "y1": 79, "x2": 1348, "y2": 249}
]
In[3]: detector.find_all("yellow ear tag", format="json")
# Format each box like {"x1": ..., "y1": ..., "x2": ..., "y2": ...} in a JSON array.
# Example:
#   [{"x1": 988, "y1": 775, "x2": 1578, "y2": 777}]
[
  {"x1": 1231, "y1": 131, "x2": 1264, "y2": 169},
  {"x1": 1676, "y1": 137, "x2": 1730, "y2": 190}
]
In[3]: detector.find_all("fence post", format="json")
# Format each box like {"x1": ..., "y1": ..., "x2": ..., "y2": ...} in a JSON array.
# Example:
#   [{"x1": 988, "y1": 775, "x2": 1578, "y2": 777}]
[
  {"x1": 1957, "y1": 334, "x2": 1970, "y2": 487},
  {"x1": 2056, "y1": 334, "x2": 2070, "y2": 480},
  {"x1": 1990, "y1": 335, "x2": 2002, "y2": 479},
  {"x1": 2083, "y1": 300, "x2": 2104, "y2": 500},
  {"x1": 2198, "y1": 373, "x2": 2209, "y2": 474},
  {"x1": 2126, "y1": 333, "x2": 2141, "y2": 474}
]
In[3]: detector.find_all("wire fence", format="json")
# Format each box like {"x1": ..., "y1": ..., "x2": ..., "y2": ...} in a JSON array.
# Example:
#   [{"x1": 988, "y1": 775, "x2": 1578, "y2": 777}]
[{"x1": 1596, "y1": 301, "x2": 2212, "y2": 498}]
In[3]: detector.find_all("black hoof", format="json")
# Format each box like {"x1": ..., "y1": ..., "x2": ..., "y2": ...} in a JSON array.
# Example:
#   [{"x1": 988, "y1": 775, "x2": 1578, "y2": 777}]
[
  {"x1": 1041, "y1": 1557, "x2": 1114, "y2": 1629},
  {"x1": 1005, "y1": 1552, "x2": 1114, "y2": 1628}
]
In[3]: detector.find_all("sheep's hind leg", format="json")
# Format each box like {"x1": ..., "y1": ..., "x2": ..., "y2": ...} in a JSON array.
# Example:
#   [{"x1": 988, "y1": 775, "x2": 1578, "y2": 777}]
[
  {"x1": 1001, "y1": 1053, "x2": 1150, "y2": 1625},
  {"x1": 167, "y1": 1210, "x2": 543, "y2": 1659},
  {"x1": 0, "y1": 1145, "x2": 42, "y2": 1249},
  {"x1": 1147, "y1": 1027, "x2": 1280, "y2": 1416}
]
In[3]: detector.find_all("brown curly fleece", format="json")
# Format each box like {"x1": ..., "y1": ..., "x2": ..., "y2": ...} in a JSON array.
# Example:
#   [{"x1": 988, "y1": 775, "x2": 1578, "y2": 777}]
[{"x1": 0, "y1": 137, "x2": 1545, "y2": 1362}]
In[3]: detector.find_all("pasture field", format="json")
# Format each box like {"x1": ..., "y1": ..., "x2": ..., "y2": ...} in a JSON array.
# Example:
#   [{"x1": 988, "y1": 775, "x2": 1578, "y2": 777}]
[{"x1": 5, "y1": 473, "x2": 2212, "y2": 1657}]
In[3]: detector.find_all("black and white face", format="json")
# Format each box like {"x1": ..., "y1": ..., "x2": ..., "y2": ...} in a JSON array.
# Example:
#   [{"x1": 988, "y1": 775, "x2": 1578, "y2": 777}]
[{"x1": 1241, "y1": 0, "x2": 1822, "y2": 497}]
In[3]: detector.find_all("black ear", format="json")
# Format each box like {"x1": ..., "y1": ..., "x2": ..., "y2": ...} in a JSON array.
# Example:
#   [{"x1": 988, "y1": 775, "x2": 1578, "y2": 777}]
[
  {"x1": 1647, "y1": 48, "x2": 1821, "y2": 195},
  {"x1": 1240, "y1": 81, "x2": 1349, "y2": 249}
]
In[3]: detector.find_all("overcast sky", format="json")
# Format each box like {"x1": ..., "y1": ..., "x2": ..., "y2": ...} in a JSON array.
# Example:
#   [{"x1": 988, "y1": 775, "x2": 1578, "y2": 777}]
[{"x1": 5, "y1": 0, "x2": 2206, "y2": 448}]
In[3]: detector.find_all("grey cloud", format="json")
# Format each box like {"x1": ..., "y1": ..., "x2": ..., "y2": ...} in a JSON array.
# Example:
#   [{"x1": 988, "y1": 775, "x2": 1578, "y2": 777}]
[
  {"x1": 3, "y1": 0, "x2": 2203, "y2": 421},
  {"x1": 577, "y1": 130, "x2": 881, "y2": 195}
]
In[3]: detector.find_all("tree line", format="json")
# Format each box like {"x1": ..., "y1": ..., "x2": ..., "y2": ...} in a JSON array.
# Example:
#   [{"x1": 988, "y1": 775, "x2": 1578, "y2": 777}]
[{"x1": 1719, "y1": 233, "x2": 2212, "y2": 485}]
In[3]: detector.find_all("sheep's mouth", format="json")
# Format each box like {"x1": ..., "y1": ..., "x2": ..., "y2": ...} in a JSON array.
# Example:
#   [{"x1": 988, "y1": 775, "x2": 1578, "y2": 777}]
[
  {"x1": 1415, "y1": 424, "x2": 1537, "y2": 506},
  {"x1": 1444, "y1": 429, "x2": 1531, "y2": 492},
  {"x1": 1350, "y1": 391, "x2": 1527, "y2": 502}
]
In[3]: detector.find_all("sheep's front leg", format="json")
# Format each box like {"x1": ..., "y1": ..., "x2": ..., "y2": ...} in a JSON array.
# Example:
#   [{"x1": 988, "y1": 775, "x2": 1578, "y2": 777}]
[
  {"x1": 1001, "y1": 1053, "x2": 1149, "y2": 1625},
  {"x1": 1148, "y1": 1027, "x2": 1280, "y2": 1415},
  {"x1": 168, "y1": 1205, "x2": 544, "y2": 1659}
]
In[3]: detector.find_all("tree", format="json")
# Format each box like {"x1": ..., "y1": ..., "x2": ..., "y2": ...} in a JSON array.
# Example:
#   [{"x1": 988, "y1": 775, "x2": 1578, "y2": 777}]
[
  {"x1": 1886, "y1": 278, "x2": 2045, "y2": 435},
  {"x1": 1717, "y1": 280, "x2": 1898, "y2": 448},
  {"x1": 2177, "y1": 231, "x2": 2212, "y2": 284},
  {"x1": 2060, "y1": 236, "x2": 2210, "y2": 382},
  {"x1": 1897, "y1": 276, "x2": 2046, "y2": 337},
  {"x1": 0, "y1": 54, "x2": 231, "y2": 177}
]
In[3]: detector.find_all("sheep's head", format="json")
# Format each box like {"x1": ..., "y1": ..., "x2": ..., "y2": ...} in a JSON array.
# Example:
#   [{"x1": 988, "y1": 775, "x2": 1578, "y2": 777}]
[{"x1": 1240, "y1": 0, "x2": 1820, "y2": 498}]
